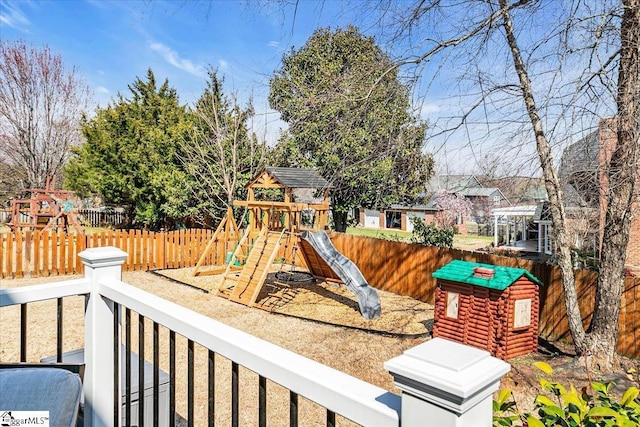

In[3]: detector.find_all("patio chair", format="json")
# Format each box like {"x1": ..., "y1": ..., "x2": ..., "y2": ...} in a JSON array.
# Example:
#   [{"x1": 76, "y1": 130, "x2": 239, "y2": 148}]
[{"x1": 0, "y1": 363, "x2": 84, "y2": 427}]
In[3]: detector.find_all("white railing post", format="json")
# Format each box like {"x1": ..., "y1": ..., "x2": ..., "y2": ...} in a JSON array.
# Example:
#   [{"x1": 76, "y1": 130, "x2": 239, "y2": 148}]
[
  {"x1": 384, "y1": 338, "x2": 510, "y2": 427},
  {"x1": 79, "y1": 247, "x2": 128, "y2": 427}
]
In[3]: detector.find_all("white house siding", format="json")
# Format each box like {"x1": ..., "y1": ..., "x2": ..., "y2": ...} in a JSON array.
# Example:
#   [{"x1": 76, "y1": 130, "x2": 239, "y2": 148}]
[
  {"x1": 363, "y1": 209, "x2": 380, "y2": 228},
  {"x1": 405, "y1": 212, "x2": 424, "y2": 232}
]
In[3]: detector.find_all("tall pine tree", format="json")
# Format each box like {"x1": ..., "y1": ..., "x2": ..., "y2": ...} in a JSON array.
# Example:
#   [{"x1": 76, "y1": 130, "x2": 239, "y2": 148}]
[{"x1": 65, "y1": 69, "x2": 194, "y2": 229}]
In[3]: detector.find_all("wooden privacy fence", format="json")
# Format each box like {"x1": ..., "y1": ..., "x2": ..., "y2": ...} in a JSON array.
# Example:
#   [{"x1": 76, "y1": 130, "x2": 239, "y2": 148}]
[
  {"x1": 0, "y1": 229, "x2": 228, "y2": 278},
  {"x1": 1, "y1": 229, "x2": 638, "y2": 358},
  {"x1": 328, "y1": 232, "x2": 639, "y2": 359}
]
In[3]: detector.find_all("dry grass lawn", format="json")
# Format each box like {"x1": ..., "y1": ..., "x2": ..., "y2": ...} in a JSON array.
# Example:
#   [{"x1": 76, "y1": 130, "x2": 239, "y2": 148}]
[{"x1": 0, "y1": 268, "x2": 430, "y2": 426}]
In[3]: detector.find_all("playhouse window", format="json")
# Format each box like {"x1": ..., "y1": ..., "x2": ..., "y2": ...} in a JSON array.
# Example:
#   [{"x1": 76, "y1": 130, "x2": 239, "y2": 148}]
[
  {"x1": 446, "y1": 292, "x2": 459, "y2": 319},
  {"x1": 513, "y1": 299, "x2": 532, "y2": 329}
]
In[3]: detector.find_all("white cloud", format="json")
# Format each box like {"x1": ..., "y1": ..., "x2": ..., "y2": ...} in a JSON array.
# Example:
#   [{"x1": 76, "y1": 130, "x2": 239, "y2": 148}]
[
  {"x1": 218, "y1": 59, "x2": 228, "y2": 70},
  {"x1": 95, "y1": 86, "x2": 110, "y2": 94},
  {"x1": 419, "y1": 103, "x2": 441, "y2": 117},
  {"x1": 0, "y1": 1, "x2": 31, "y2": 32},
  {"x1": 268, "y1": 41, "x2": 280, "y2": 49},
  {"x1": 149, "y1": 42, "x2": 207, "y2": 78}
]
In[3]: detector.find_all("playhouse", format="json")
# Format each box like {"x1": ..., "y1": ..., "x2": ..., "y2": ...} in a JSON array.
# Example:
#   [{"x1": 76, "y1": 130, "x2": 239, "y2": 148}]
[
  {"x1": 432, "y1": 260, "x2": 542, "y2": 360},
  {"x1": 194, "y1": 167, "x2": 381, "y2": 319}
]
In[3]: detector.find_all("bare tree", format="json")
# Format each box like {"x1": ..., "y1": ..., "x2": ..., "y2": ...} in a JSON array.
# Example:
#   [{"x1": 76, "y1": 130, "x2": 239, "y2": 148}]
[
  {"x1": 0, "y1": 40, "x2": 90, "y2": 192},
  {"x1": 178, "y1": 70, "x2": 268, "y2": 225},
  {"x1": 362, "y1": 0, "x2": 638, "y2": 371}
]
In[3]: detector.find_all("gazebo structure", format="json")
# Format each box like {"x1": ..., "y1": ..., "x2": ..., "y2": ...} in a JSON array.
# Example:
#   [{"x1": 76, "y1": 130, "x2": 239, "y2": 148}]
[
  {"x1": 492, "y1": 205, "x2": 536, "y2": 251},
  {"x1": 492, "y1": 203, "x2": 554, "y2": 255}
]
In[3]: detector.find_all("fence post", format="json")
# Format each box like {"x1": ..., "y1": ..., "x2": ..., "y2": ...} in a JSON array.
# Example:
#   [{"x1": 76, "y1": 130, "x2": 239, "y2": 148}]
[
  {"x1": 384, "y1": 338, "x2": 510, "y2": 427},
  {"x1": 79, "y1": 246, "x2": 128, "y2": 427}
]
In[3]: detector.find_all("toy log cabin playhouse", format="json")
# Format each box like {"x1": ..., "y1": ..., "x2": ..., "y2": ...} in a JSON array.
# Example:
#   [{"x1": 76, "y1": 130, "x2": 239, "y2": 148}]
[{"x1": 432, "y1": 260, "x2": 542, "y2": 360}]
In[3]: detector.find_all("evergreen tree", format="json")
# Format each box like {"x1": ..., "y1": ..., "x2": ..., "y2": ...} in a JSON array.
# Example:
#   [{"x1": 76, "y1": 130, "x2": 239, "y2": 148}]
[
  {"x1": 65, "y1": 69, "x2": 194, "y2": 229},
  {"x1": 269, "y1": 26, "x2": 433, "y2": 231}
]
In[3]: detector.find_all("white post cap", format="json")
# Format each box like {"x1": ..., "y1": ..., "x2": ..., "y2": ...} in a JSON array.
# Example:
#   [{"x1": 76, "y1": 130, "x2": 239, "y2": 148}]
[
  {"x1": 79, "y1": 247, "x2": 128, "y2": 267},
  {"x1": 384, "y1": 338, "x2": 510, "y2": 415}
]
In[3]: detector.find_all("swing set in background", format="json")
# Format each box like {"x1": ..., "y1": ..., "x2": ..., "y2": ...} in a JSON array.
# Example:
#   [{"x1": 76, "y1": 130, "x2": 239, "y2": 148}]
[
  {"x1": 8, "y1": 176, "x2": 84, "y2": 235},
  {"x1": 192, "y1": 167, "x2": 381, "y2": 319}
]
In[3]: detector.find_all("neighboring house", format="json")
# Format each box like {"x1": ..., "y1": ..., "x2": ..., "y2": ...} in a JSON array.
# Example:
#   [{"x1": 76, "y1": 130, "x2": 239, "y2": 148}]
[
  {"x1": 559, "y1": 118, "x2": 640, "y2": 269},
  {"x1": 495, "y1": 119, "x2": 640, "y2": 270},
  {"x1": 426, "y1": 175, "x2": 510, "y2": 224},
  {"x1": 359, "y1": 200, "x2": 439, "y2": 233},
  {"x1": 358, "y1": 175, "x2": 509, "y2": 233},
  {"x1": 479, "y1": 176, "x2": 547, "y2": 205}
]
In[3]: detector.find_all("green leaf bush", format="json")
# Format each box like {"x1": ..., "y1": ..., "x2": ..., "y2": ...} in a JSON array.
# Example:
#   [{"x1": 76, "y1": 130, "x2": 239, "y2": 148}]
[
  {"x1": 409, "y1": 217, "x2": 455, "y2": 248},
  {"x1": 493, "y1": 362, "x2": 640, "y2": 426}
]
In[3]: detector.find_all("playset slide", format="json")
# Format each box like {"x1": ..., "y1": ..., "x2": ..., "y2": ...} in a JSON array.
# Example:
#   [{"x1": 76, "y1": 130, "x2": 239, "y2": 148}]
[{"x1": 299, "y1": 231, "x2": 381, "y2": 319}]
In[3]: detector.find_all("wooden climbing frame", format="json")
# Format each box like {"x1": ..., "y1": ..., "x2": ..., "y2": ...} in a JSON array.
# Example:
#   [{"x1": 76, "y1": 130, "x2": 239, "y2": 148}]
[
  {"x1": 8, "y1": 177, "x2": 84, "y2": 235},
  {"x1": 199, "y1": 167, "x2": 332, "y2": 310}
]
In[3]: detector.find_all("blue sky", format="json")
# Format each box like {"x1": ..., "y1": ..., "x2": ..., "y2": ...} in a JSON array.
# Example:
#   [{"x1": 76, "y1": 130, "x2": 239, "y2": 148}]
[
  {"x1": 1, "y1": 0, "x2": 362, "y2": 144},
  {"x1": 1, "y1": 1, "x2": 607, "y2": 176},
  {"x1": 0, "y1": 0, "x2": 509, "y2": 173}
]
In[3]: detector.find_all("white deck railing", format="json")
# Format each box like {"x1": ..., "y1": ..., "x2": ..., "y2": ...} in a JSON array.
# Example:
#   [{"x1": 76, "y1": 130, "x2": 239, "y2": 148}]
[{"x1": 0, "y1": 247, "x2": 510, "y2": 427}]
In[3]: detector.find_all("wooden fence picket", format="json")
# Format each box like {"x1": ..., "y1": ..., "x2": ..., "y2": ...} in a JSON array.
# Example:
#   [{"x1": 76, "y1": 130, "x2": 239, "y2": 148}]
[
  {"x1": 0, "y1": 233, "x2": 4, "y2": 279},
  {"x1": 15, "y1": 231, "x2": 23, "y2": 279}
]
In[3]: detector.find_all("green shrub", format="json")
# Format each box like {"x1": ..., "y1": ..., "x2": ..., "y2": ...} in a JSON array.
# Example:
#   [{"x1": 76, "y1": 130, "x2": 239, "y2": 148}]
[
  {"x1": 493, "y1": 362, "x2": 640, "y2": 427},
  {"x1": 409, "y1": 217, "x2": 455, "y2": 248}
]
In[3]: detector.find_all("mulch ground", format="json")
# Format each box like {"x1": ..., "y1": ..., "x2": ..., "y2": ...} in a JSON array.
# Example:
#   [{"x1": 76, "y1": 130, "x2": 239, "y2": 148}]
[{"x1": 154, "y1": 265, "x2": 433, "y2": 337}]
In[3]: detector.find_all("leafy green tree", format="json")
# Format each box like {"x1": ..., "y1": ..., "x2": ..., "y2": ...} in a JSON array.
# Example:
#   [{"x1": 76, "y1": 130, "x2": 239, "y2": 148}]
[
  {"x1": 64, "y1": 69, "x2": 194, "y2": 229},
  {"x1": 177, "y1": 69, "x2": 267, "y2": 225},
  {"x1": 269, "y1": 26, "x2": 434, "y2": 232}
]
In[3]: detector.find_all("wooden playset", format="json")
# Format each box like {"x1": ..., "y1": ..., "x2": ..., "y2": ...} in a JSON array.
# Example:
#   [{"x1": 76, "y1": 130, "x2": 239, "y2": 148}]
[
  {"x1": 432, "y1": 260, "x2": 542, "y2": 360},
  {"x1": 194, "y1": 167, "x2": 381, "y2": 319},
  {"x1": 8, "y1": 177, "x2": 84, "y2": 235}
]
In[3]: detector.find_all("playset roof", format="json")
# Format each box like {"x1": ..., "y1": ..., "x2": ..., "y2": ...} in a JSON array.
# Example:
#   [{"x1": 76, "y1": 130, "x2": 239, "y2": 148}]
[
  {"x1": 248, "y1": 167, "x2": 331, "y2": 189},
  {"x1": 432, "y1": 259, "x2": 542, "y2": 290}
]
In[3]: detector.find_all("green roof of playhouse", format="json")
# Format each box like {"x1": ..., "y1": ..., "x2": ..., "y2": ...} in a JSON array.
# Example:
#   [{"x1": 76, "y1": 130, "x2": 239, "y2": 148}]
[{"x1": 432, "y1": 260, "x2": 542, "y2": 290}]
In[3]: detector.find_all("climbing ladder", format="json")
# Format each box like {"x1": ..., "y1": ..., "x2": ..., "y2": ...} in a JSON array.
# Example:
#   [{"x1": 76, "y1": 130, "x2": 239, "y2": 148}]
[{"x1": 217, "y1": 228, "x2": 287, "y2": 307}]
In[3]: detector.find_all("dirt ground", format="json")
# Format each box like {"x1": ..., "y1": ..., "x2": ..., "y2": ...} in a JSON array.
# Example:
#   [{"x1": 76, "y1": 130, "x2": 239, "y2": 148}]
[{"x1": 1, "y1": 269, "x2": 638, "y2": 424}]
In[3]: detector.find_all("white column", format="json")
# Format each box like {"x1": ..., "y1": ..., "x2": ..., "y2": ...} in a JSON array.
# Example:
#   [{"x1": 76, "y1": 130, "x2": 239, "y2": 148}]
[
  {"x1": 505, "y1": 216, "x2": 510, "y2": 245},
  {"x1": 79, "y1": 247, "x2": 128, "y2": 427},
  {"x1": 385, "y1": 338, "x2": 510, "y2": 427},
  {"x1": 538, "y1": 222, "x2": 543, "y2": 253},
  {"x1": 493, "y1": 215, "x2": 498, "y2": 247}
]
